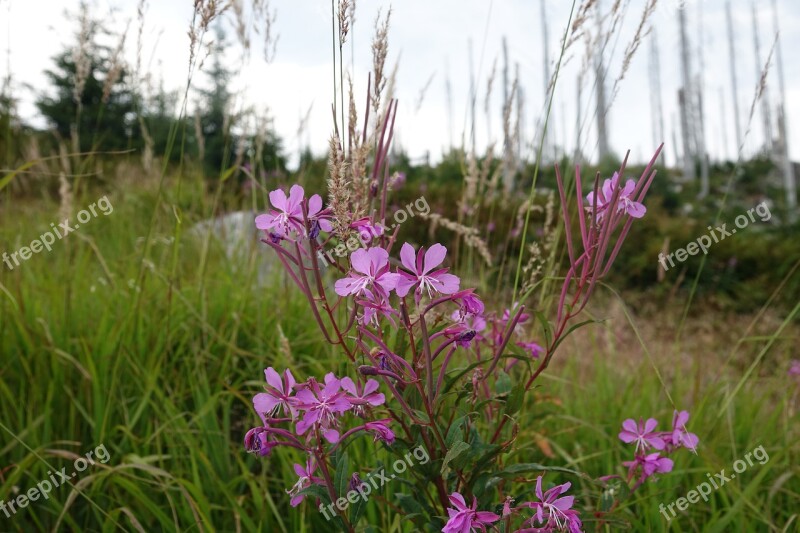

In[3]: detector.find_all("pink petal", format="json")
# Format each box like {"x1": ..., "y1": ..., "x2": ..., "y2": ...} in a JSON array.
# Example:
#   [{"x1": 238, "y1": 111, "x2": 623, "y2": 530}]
[
  {"x1": 254, "y1": 213, "x2": 275, "y2": 230},
  {"x1": 644, "y1": 418, "x2": 659, "y2": 433},
  {"x1": 648, "y1": 435, "x2": 666, "y2": 450},
  {"x1": 376, "y1": 272, "x2": 400, "y2": 291},
  {"x1": 673, "y1": 410, "x2": 689, "y2": 428},
  {"x1": 340, "y1": 377, "x2": 357, "y2": 396},
  {"x1": 621, "y1": 419, "x2": 638, "y2": 434},
  {"x1": 363, "y1": 379, "x2": 379, "y2": 396},
  {"x1": 366, "y1": 247, "x2": 390, "y2": 272},
  {"x1": 268, "y1": 188, "x2": 287, "y2": 210},
  {"x1": 395, "y1": 272, "x2": 418, "y2": 297},
  {"x1": 335, "y1": 276, "x2": 363, "y2": 296},
  {"x1": 307, "y1": 194, "x2": 322, "y2": 216},
  {"x1": 264, "y1": 367, "x2": 283, "y2": 391},
  {"x1": 432, "y1": 272, "x2": 461, "y2": 294},
  {"x1": 621, "y1": 178, "x2": 636, "y2": 197},
  {"x1": 535, "y1": 475, "x2": 544, "y2": 500},
  {"x1": 399, "y1": 243, "x2": 417, "y2": 272},
  {"x1": 290, "y1": 494, "x2": 304, "y2": 507},
  {"x1": 253, "y1": 392, "x2": 279, "y2": 415},
  {"x1": 619, "y1": 431, "x2": 638, "y2": 443},
  {"x1": 293, "y1": 463, "x2": 307, "y2": 477},
  {"x1": 626, "y1": 201, "x2": 646, "y2": 218},
  {"x1": 287, "y1": 184, "x2": 305, "y2": 210},
  {"x1": 422, "y1": 243, "x2": 447, "y2": 274},
  {"x1": 552, "y1": 495, "x2": 574, "y2": 511},
  {"x1": 350, "y1": 249, "x2": 372, "y2": 274},
  {"x1": 323, "y1": 429, "x2": 340, "y2": 443},
  {"x1": 367, "y1": 393, "x2": 385, "y2": 406},
  {"x1": 474, "y1": 511, "x2": 500, "y2": 523}
]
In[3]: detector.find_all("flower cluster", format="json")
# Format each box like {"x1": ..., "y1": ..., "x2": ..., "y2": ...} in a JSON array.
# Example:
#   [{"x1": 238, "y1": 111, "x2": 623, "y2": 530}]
[
  {"x1": 442, "y1": 475, "x2": 583, "y2": 533},
  {"x1": 244, "y1": 367, "x2": 392, "y2": 507},
  {"x1": 618, "y1": 411, "x2": 699, "y2": 489},
  {"x1": 246, "y1": 144, "x2": 664, "y2": 529}
]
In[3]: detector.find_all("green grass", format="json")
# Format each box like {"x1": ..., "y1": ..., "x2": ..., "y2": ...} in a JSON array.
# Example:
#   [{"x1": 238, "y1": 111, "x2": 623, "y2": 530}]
[{"x1": 1, "y1": 181, "x2": 798, "y2": 532}]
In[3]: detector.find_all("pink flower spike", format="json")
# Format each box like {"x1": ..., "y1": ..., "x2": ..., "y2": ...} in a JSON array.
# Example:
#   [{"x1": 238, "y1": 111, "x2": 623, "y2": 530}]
[
  {"x1": 255, "y1": 184, "x2": 306, "y2": 239},
  {"x1": 619, "y1": 418, "x2": 665, "y2": 452},
  {"x1": 334, "y1": 247, "x2": 400, "y2": 298},
  {"x1": 396, "y1": 243, "x2": 460, "y2": 303}
]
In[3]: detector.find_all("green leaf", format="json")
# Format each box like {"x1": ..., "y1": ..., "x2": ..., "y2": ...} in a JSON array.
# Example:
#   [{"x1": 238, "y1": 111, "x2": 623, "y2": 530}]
[
  {"x1": 441, "y1": 441, "x2": 470, "y2": 475},
  {"x1": 335, "y1": 452, "x2": 350, "y2": 501},
  {"x1": 504, "y1": 381, "x2": 525, "y2": 416},
  {"x1": 495, "y1": 371, "x2": 512, "y2": 396},
  {"x1": 445, "y1": 416, "x2": 467, "y2": 447}
]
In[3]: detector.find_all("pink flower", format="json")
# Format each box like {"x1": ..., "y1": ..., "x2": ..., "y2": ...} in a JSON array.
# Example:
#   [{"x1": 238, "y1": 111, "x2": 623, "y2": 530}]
[
  {"x1": 585, "y1": 172, "x2": 645, "y2": 221},
  {"x1": 442, "y1": 492, "x2": 500, "y2": 533},
  {"x1": 306, "y1": 194, "x2": 333, "y2": 238},
  {"x1": 350, "y1": 217, "x2": 384, "y2": 240},
  {"x1": 294, "y1": 373, "x2": 351, "y2": 443},
  {"x1": 243, "y1": 426, "x2": 275, "y2": 457},
  {"x1": 286, "y1": 457, "x2": 323, "y2": 507},
  {"x1": 364, "y1": 419, "x2": 395, "y2": 444},
  {"x1": 334, "y1": 247, "x2": 400, "y2": 299},
  {"x1": 668, "y1": 410, "x2": 699, "y2": 452},
  {"x1": 340, "y1": 377, "x2": 385, "y2": 416},
  {"x1": 623, "y1": 452, "x2": 673, "y2": 481},
  {"x1": 453, "y1": 289, "x2": 485, "y2": 319},
  {"x1": 255, "y1": 185, "x2": 306, "y2": 239},
  {"x1": 619, "y1": 418, "x2": 665, "y2": 453},
  {"x1": 253, "y1": 367, "x2": 297, "y2": 422},
  {"x1": 396, "y1": 243, "x2": 461, "y2": 303},
  {"x1": 357, "y1": 295, "x2": 399, "y2": 328},
  {"x1": 516, "y1": 341, "x2": 544, "y2": 359},
  {"x1": 789, "y1": 360, "x2": 800, "y2": 377},
  {"x1": 520, "y1": 476, "x2": 579, "y2": 532}
]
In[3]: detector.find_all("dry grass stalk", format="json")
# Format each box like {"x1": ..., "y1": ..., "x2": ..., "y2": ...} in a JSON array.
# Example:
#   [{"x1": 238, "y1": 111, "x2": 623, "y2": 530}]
[
  {"x1": 327, "y1": 134, "x2": 351, "y2": 236},
  {"x1": 371, "y1": 8, "x2": 391, "y2": 119},
  {"x1": 420, "y1": 212, "x2": 493, "y2": 266},
  {"x1": 103, "y1": 26, "x2": 129, "y2": 104}
]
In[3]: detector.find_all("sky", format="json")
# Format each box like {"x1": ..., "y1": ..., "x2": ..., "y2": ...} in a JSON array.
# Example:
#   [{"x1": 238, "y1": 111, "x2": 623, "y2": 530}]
[{"x1": 2, "y1": 0, "x2": 799, "y2": 169}]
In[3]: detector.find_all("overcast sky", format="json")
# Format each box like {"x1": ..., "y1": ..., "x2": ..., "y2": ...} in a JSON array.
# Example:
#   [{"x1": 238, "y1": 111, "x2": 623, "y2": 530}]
[{"x1": 2, "y1": 0, "x2": 799, "y2": 168}]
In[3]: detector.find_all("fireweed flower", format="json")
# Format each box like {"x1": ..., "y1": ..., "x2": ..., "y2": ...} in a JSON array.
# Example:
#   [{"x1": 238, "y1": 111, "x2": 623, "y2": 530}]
[
  {"x1": 356, "y1": 295, "x2": 399, "y2": 328},
  {"x1": 350, "y1": 217, "x2": 385, "y2": 239},
  {"x1": 253, "y1": 367, "x2": 297, "y2": 421},
  {"x1": 622, "y1": 452, "x2": 674, "y2": 481},
  {"x1": 618, "y1": 418, "x2": 665, "y2": 453},
  {"x1": 364, "y1": 419, "x2": 395, "y2": 444},
  {"x1": 244, "y1": 426, "x2": 275, "y2": 457},
  {"x1": 585, "y1": 172, "x2": 646, "y2": 222},
  {"x1": 442, "y1": 492, "x2": 500, "y2": 533},
  {"x1": 516, "y1": 341, "x2": 544, "y2": 359},
  {"x1": 306, "y1": 193, "x2": 333, "y2": 238},
  {"x1": 334, "y1": 247, "x2": 400, "y2": 299},
  {"x1": 287, "y1": 457, "x2": 323, "y2": 507},
  {"x1": 667, "y1": 410, "x2": 699, "y2": 452},
  {"x1": 789, "y1": 360, "x2": 800, "y2": 377},
  {"x1": 519, "y1": 476, "x2": 581, "y2": 532},
  {"x1": 340, "y1": 377, "x2": 385, "y2": 417},
  {"x1": 395, "y1": 243, "x2": 461, "y2": 303},
  {"x1": 255, "y1": 184, "x2": 306, "y2": 239},
  {"x1": 294, "y1": 373, "x2": 351, "y2": 443},
  {"x1": 453, "y1": 289, "x2": 485, "y2": 319}
]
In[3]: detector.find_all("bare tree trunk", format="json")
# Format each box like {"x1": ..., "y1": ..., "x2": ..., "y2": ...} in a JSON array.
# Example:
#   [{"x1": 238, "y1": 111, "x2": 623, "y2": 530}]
[
  {"x1": 648, "y1": 29, "x2": 665, "y2": 165},
  {"x1": 678, "y1": 5, "x2": 695, "y2": 182},
  {"x1": 726, "y1": 1, "x2": 743, "y2": 154},
  {"x1": 540, "y1": 0, "x2": 552, "y2": 161},
  {"x1": 696, "y1": 1, "x2": 709, "y2": 198},
  {"x1": 751, "y1": 2, "x2": 773, "y2": 154},
  {"x1": 771, "y1": 0, "x2": 796, "y2": 219}
]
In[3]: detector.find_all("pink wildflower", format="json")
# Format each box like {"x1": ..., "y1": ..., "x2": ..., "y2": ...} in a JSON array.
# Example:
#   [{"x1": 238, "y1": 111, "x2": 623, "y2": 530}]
[
  {"x1": 395, "y1": 243, "x2": 461, "y2": 303},
  {"x1": 619, "y1": 418, "x2": 665, "y2": 453},
  {"x1": 294, "y1": 373, "x2": 351, "y2": 443},
  {"x1": 255, "y1": 185, "x2": 306, "y2": 239},
  {"x1": 253, "y1": 367, "x2": 297, "y2": 422},
  {"x1": 334, "y1": 247, "x2": 400, "y2": 299},
  {"x1": 286, "y1": 457, "x2": 323, "y2": 507},
  {"x1": 442, "y1": 492, "x2": 500, "y2": 533}
]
